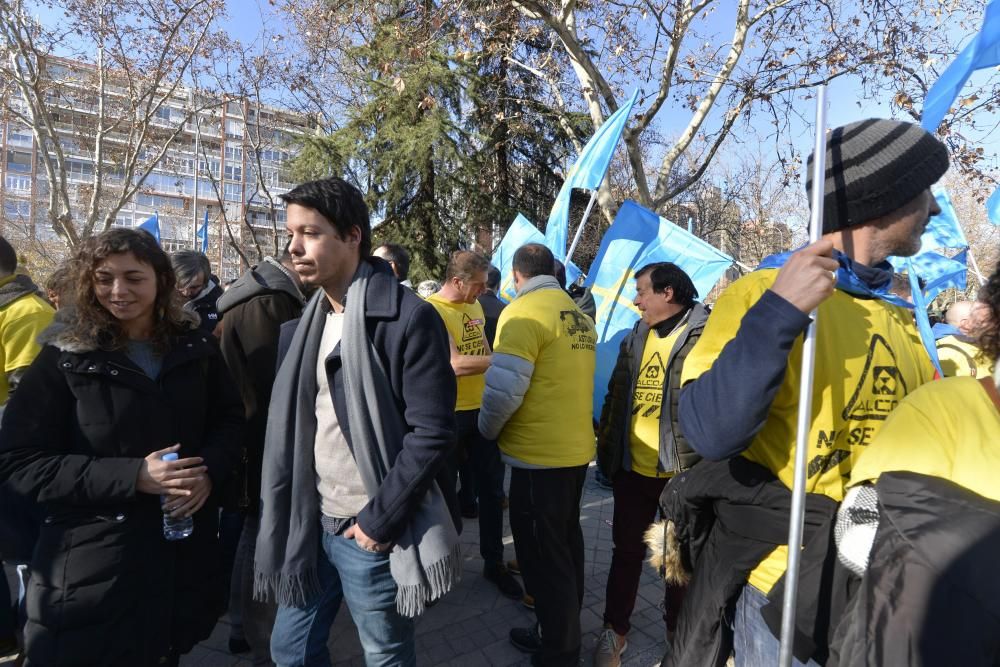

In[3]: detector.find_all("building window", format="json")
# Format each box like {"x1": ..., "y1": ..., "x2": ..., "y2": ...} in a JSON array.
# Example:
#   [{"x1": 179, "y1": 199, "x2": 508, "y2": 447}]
[
  {"x1": 224, "y1": 182, "x2": 241, "y2": 202},
  {"x1": 5, "y1": 175, "x2": 31, "y2": 193},
  {"x1": 224, "y1": 164, "x2": 242, "y2": 181},
  {"x1": 7, "y1": 127, "x2": 32, "y2": 146},
  {"x1": 3, "y1": 200, "x2": 31, "y2": 220},
  {"x1": 199, "y1": 159, "x2": 220, "y2": 177},
  {"x1": 6, "y1": 150, "x2": 31, "y2": 173},
  {"x1": 66, "y1": 159, "x2": 94, "y2": 180},
  {"x1": 136, "y1": 193, "x2": 183, "y2": 210}
]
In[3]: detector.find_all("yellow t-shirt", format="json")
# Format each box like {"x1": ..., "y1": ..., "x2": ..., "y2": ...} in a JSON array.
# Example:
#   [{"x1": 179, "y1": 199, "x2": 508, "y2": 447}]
[
  {"x1": 426, "y1": 294, "x2": 488, "y2": 411},
  {"x1": 629, "y1": 324, "x2": 688, "y2": 478},
  {"x1": 494, "y1": 287, "x2": 596, "y2": 467},
  {"x1": 850, "y1": 376, "x2": 1000, "y2": 501},
  {"x1": 936, "y1": 335, "x2": 994, "y2": 379},
  {"x1": 0, "y1": 277, "x2": 55, "y2": 405},
  {"x1": 681, "y1": 269, "x2": 934, "y2": 592}
]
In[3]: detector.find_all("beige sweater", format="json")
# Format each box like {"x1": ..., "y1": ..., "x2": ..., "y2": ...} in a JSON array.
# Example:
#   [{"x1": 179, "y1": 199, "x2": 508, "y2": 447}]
[{"x1": 314, "y1": 311, "x2": 369, "y2": 518}]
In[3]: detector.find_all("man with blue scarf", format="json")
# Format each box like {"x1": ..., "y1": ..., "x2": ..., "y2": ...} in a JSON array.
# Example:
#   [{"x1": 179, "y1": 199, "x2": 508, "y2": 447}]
[{"x1": 665, "y1": 119, "x2": 945, "y2": 666}]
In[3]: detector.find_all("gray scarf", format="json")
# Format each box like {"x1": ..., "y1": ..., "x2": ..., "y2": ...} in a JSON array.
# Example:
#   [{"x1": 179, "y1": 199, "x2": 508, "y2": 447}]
[
  {"x1": 516, "y1": 274, "x2": 562, "y2": 297},
  {"x1": 254, "y1": 262, "x2": 461, "y2": 617},
  {"x1": 0, "y1": 274, "x2": 42, "y2": 309}
]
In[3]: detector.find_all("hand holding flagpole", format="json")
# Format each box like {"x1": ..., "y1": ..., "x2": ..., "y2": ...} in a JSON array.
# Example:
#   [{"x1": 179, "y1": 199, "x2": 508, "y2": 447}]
[{"x1": 778, "y1": 85, "x2": 828, "y2": 667}]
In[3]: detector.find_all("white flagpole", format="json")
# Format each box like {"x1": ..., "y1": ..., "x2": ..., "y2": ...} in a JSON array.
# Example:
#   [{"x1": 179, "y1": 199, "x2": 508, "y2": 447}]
[
  {"x1": 565, "y1": 189, "x2": 600, "y2": 266},
  {"x1": 967, "y1": 245, "x2": 987, "y2": 286},
  {"x1": 778, "y1": 84, "x2": 828, "y2": 667}
]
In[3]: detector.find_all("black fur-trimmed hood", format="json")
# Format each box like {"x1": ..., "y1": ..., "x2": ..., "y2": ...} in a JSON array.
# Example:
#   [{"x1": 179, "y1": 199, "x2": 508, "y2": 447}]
[{"x1": 38, "y1": 306, "x2": 201, "y2": 354}]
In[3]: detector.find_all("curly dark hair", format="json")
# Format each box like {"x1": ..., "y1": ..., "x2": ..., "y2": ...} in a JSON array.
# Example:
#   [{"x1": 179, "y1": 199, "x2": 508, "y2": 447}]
[
  {"x1": 70, "y1": 228, "x2": 192, "y2": 351},
  {"x1": 978, "y1": 258, "x2": 1000, "y2": 364}
]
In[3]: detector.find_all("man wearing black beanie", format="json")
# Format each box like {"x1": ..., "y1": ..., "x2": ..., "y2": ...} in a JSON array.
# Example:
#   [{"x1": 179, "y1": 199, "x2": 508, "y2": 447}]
[{"x1": 666, "y1": 119, "x2": 945, "y2": 666}]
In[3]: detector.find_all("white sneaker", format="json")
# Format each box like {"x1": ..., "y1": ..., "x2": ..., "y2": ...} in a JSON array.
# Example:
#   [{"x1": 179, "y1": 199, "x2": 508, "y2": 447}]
[{"x1": 594, "y1": 627, "x2": 627, "y2": 667}]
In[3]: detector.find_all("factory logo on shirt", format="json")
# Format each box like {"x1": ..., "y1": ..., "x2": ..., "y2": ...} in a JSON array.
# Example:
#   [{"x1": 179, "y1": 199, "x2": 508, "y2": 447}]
[
  {"x1": 632, "y1": 351, "x2": 666, "y2": 419},
  {"x1": 842, "y1": 334, "x2": 907, "y2": 422},
  {"x1": 808, "y1": 334, "x2": 909, "y2": 479},
  {"x1": 459, "y1": 313, "x2": 486, "y2": 354},
  {"x1": 560, "y1": 309, "x2": 596, "y2": 352}
]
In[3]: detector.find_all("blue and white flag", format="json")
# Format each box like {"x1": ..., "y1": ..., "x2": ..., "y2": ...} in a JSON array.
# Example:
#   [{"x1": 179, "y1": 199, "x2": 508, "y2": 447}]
[
  {"x1": 889, "y1": 246, "x2": 968, "y2": 377},
  {"x1": 888, "y1": 249, "x2": 968, "y2": 303},
  {"x1": 196, "y1": 209, "x2": 209, "y2": 253},
  {"x1": 918, "y1": 249, "x2": 968, "y2": 302},
  {"x1": 492, "y1": 214, "x2": 545, "y2": 303},
  {"x1": 138, "y1": 212, "x2": 160, "y2": 244},
  {"x1": 987, "y1": 185, "x2": 1000, "y2": 226},
  {"x1": 921, "y1": 0, "x2": 1000, "y2": 132},
  {"x1": 584, "y1": 200, "x2": 733, "y2": 417},
  {"x1": 905, "y1": 267, "x2": 943, "y2": 377},
  {"x1": 923, "y1": 190, "x2": 968, "y2": 249},
  {"x1": 544, "y1": 90, "x2": 639, "y2": 260}
]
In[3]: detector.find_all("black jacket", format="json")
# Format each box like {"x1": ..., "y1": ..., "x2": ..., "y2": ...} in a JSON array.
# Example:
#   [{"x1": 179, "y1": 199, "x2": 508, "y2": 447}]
[
  {"x1": 276, "y1": 258, "x2": 459, "y2": 543},
  {"x1": 188, "y1": 282, "x2": 225, "y2": 335},
  {"x1": 660, "y1": 457, "x2": 838, "y2": 667},
  {"x1": 568, "y1": 284, "x2": 596, "y2": 321},
  {"x1": 597, "y1": 303, "x2": 709, "y2": 478},
  {"x1": 830, "y1": 472, "x2": 1000, "y2": 666},
  {"x1": 217, "y1": 259, "x2": 304, "y2": 512},
  {"x1": 477, "y1": 291, "x2": 505, "y2": 348},
  {"x1": 765, "y1": 472, "x2": 1000, "y2": 667},
  {"x1": 0, "y1": 323, "x2": 244, "y2": 666}
]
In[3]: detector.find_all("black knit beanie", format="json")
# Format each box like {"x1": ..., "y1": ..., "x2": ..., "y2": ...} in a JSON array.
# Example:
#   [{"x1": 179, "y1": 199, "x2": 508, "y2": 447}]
[{"x1": 805, "y1": 119, "x2": 949, "y2": 233}]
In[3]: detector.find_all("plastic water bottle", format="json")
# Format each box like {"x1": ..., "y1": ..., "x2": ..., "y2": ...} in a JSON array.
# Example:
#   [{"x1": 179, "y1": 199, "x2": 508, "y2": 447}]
[{"x1": 162, "y1": 452, "x2": 194, "y2": 540}]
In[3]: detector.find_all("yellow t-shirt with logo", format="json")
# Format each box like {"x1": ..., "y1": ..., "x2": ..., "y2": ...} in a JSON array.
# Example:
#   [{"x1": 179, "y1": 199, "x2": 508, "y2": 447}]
[
  {"x1": 426, "y1": 294, "x2": 488, "y2": 411},
  {"x1": 494, "y1": 287, "x2": 597, "y2": 467},
  {"x1": 629, "y1": 324, "x2": 688, "y2": 478},
  {"x1": 850, "y1": 376, "x2": 1000, "y2": 502},
  {"x1": 0, "y1": 276, "x2": 55, "y2": 404},
  {"x1": 681, "y1": 269, "x2": 934, "y2": 593},
  {"x1": 936, "y1": 335, "x2": 994, "y2": 379}
]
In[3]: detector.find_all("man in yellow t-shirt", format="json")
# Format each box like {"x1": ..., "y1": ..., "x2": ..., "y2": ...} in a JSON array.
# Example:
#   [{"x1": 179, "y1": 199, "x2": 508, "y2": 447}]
[
  {"x1": 675, "y1": 119, "x2": 944, "y2": 666},
  {"x1": 592, "y1": 262, "x2": 708, "y2": 667},
  {"x1": 479, "y1": 243, "x2": 596, "y2": 666},
  {"x1": 0, "y1": 237, "x2": 54, "y2": 408},
  {"x1": 426, "y1": 250, "x2": 523, "y2": 600},
  {"x1": 935, "y1": 300, "x2": 993, "y2": 378}
]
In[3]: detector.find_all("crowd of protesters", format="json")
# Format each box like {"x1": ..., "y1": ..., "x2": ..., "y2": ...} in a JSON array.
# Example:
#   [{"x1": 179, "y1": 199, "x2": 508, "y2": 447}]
[{"x1": 0, "y1": 117, "x2": 998, "y2": 667}]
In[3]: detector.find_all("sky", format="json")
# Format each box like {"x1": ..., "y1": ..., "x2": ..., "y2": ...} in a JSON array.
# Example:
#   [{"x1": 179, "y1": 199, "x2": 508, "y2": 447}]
[{"x1": 25, "y1": 0, "x2": 1000, "y2": 188}]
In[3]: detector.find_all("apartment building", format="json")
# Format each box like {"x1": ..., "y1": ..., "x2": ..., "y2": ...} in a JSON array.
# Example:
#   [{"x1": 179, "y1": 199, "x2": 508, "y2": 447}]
[{"x1": 0, "y1": 56, "x2": 313, "y2": 280}]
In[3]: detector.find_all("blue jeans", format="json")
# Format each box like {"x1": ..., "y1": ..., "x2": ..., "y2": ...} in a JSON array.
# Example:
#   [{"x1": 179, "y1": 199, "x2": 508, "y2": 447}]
[
  {"x1": 270, "y1": 531, "x2": 415, "y2": 667},
  {"x1": 733, "y1": 584, "x2": 820, "y2": 667}
]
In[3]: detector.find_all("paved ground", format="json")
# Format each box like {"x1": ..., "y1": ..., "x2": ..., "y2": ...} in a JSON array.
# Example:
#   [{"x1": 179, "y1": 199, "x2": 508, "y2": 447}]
[{"x1": 4, "y1": 462, "x2": 668, "y2": 666}]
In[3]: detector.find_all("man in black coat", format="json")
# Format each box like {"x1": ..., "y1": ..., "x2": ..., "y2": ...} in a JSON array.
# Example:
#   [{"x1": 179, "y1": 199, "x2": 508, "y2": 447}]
[
  {"x1": 172, "y1": 250, "x2": 225, "y2": 335},
  {"x1": 258, "y1": 177, "x2": 458, "y2": 665},
  {"x1": 217, "y1": 251, "x2": 305, "y2": 663},
  {"x1": 477, "y1": 265, "x2": 505, "y2": 348}
]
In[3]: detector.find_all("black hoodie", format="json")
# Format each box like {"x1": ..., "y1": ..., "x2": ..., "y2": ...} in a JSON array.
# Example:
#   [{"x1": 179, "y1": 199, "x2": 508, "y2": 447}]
[{"x1": 217, "y1": 259, "x2": 305, "y2": 511}]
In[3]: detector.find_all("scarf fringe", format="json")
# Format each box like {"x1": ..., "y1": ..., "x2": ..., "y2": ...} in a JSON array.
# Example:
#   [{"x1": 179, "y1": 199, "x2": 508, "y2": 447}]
[
  {"x1": 394, "y1": 544, "x2": 463, "y2": 618},
  {"x1": 253, "y1": 569, "x2": 323, "y2": 608}
]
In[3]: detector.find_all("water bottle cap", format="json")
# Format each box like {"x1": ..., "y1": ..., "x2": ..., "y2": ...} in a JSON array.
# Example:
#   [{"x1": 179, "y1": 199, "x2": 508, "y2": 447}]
[{"x1": 162, "y1": 452, "x2": 179, "y2": 462}]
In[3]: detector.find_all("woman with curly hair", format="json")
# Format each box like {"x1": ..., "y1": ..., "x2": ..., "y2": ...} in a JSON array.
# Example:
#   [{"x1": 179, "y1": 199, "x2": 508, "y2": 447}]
[{"x1": 0, "y1": 228, "x2": 243, "y2": 666}]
